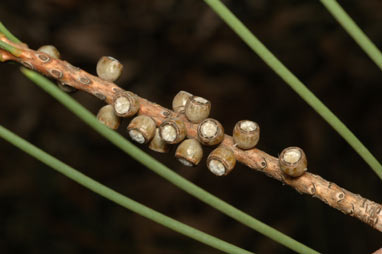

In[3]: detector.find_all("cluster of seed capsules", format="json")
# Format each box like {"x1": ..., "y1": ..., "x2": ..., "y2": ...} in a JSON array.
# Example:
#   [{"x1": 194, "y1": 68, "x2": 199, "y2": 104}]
[{"x1": 38, "y1": 45, "x2": 308, "y2": 178}]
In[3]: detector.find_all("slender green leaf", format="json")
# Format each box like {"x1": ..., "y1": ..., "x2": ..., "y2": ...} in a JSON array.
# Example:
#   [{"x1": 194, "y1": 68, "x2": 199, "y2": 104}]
[
  {"x1": 0, "y1": 22, "x2": 22, "y2": 43},
  {"x1": 320, "y1": 0, "x2": 382, "y2": 71},
  {"x1": 0, "y1": 125, "x2": 254, "y2": 254},
  {"x1": 0, "y1": 40, "x2": 21, "y2": 56},
  {"x1": 203, "y1": 0, "x2": 382, "y2": 180}
]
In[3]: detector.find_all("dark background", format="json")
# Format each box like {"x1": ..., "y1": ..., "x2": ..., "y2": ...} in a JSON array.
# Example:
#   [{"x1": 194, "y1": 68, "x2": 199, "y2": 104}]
[{"x1": 0, "y1": 0, "x2": 381, "y2": 253}]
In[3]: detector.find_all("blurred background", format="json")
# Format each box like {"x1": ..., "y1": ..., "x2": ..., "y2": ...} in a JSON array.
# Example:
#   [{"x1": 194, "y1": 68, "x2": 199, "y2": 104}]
[{"x1": 0, "y1": 0, "x2": 381, "y2": 253}]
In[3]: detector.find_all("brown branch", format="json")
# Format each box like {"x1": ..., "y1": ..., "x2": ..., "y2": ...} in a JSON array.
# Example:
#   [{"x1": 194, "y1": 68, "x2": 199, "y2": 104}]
[{"x1": 1, "y1": 36, "x2": 381, "y2": 232}]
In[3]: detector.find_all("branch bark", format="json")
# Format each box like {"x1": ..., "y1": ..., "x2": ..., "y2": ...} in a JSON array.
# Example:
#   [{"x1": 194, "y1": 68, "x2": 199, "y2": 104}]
[{"x1": 1, "y1": 35, "x2": 381, "y2": 232}]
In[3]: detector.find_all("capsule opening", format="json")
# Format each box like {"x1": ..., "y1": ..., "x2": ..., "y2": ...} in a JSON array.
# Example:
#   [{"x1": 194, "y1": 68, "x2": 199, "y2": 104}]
[
  {"x1": 208, "y1": 159, "x2": 226, "y2": 176},
  {"x1": 129, "y1": 129, "x2": 145, "y2": 144},
  {"x1": 114, "y1": 96, "x2": 131, "y2": 115},
  {"x1": 283, "y1": 148, "x2": 302, "y2": 164}
]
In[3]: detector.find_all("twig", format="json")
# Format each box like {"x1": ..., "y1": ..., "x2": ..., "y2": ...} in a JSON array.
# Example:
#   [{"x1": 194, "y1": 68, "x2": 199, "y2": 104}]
[{"x1": 0, "y1": 36, "x2": 381, "y2": 232}]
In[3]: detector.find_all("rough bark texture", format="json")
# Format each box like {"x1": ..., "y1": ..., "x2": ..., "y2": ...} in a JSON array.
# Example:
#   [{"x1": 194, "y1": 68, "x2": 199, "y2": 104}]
[{"x1": 1, "y1": 35, "x2": 381, "y2": 232}]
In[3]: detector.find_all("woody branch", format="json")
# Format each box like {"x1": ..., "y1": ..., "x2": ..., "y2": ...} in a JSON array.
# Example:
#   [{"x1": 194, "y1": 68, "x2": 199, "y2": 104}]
[{"x1": 0, "y1": 34, "x2": 381, "y2": 232}]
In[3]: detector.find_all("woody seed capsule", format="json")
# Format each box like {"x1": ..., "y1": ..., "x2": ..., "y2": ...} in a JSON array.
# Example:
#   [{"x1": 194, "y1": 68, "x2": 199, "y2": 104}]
[
  {"x1": 233, "y1": 120, "x2": 260, "y2": 150},
  {"x1": 197, "y1": 118, "x2": 224, "y2": 146},
  {"x1": 159, "y1": 118, "x2": 186, "y2": 144},
  {"x1": 97, "y1": 104, "x2": 120, "y2": 130},
  {"x1": 149, "y1": 128, "x2": 170, "y2": 153},
  {"x1": 184, "y1": 96, "x2": 211, "y2": 123},
  {"x1": 175, "y1": 139, "x2": 203, "y2": 167},
  {"x1": 127, "y1": 115, "x2": 156, "y2": 144},
  {"x1": 279, "y1": 146, "x2": 308, "y2": 177},
  {"x1": 38, "y1": 45, "x2": 60, "y2": 59},
  {"x1": 207, "y1": 146, "x2": 236, "y2": 176},
  {"x1": 113, "y1": 91, "x2": 140, "y2": 117},
  {"x1": 96, "y1": 56, "x2": 123, "y2": 82},
  {"x1": 172, "y1": 91, "x2": 193, "y2": 113}
]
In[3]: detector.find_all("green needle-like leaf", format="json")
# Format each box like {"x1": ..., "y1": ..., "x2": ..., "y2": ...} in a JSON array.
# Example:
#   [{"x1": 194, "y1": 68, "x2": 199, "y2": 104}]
[
  {"x1": 0, "y1": 22, "x2": 22, "y2": 43},
  {"x1": 320, "y1": 0, "x2": 382, "y2": 71},
  {"x1": 0, "y1": 40, "x2": 21, "y2": 56},
  {"x1": 0, "y1": 125, "x2": 254, "y2": 254},
  {"x1": 203, "y1": 0, "x2": 382, "y2": 180}
]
